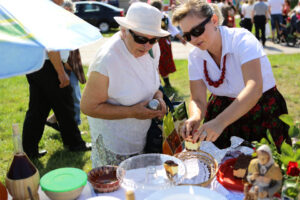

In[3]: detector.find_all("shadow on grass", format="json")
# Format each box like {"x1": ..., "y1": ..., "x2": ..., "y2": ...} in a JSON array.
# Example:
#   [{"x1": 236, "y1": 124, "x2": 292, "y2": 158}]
[
  {"x1": 101, "y1": 28, "x2": 119, "y2": 37},
  {"x1": 32, "y1": 149, "x2": 88, "y2": 178}
]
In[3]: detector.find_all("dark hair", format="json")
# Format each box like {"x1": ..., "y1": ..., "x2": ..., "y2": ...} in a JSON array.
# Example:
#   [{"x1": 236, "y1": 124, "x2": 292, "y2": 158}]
[{"x1": 151, "y1": 0, "x2": 162, "y2": 11}]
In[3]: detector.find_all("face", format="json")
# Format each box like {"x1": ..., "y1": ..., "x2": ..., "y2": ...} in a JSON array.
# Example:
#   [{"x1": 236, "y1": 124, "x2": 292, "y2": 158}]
[
  {"x1": 122, "y1": 29, "x2": 158, "y2": 58},
  {"x1": 179, "y1": 14, "x2": 218, "y2": 51},
  {"x1": 257, "y1": 151, "x2": 270, "y2": 165}
]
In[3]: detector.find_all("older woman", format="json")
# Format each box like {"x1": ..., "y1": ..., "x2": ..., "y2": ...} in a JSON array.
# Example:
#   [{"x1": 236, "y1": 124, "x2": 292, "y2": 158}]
[
  {"x1": 172, "y1": 0, "x2": 290, "y2": 150},
  {"x1": 81, "y1": 2, "x2": 169, "y2": 167}
]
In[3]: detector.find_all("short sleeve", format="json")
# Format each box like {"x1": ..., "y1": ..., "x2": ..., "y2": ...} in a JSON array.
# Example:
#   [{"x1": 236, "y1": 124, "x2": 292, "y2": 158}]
[
  {"x1": 88, "y1": 50, "x2": 109, "y2": 77},
  {"x1": 188, "y1": 51, "x2": 204, "y2": 81},
  {"x1": 234, "y1": 30, "x2": 266, "y2": 65}
]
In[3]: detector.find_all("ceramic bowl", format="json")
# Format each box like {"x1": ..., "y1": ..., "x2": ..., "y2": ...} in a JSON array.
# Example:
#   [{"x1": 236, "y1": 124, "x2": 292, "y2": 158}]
[{"x1": 88, "y1": 166, "x2": 120, "y2": 193}]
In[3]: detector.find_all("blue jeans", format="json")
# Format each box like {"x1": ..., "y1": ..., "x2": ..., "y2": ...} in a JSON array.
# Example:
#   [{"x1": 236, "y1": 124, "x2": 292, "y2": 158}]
[
  {"x1": 70, "y1": 71, "x2": 81, "y2": 125},
  {"x1": 271, "y1": 14, "x2": 283, "y2": 30}
]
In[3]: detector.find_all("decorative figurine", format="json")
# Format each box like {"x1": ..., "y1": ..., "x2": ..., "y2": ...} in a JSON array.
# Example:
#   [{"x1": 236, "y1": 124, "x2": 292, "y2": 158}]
[{"x1": 244, "y1": 145, "x2": 283, "y2": 200}]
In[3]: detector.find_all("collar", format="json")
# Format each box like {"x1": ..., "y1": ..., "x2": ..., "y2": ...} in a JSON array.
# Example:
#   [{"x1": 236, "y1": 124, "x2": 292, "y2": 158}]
[{"x1": 192, "y1": 26, "x2": 234, "y2": 63}]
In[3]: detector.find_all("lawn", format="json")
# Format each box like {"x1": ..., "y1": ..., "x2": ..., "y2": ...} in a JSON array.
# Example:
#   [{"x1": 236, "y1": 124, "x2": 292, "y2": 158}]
[{"x1": 0, "y1": 54, "x2": 299, "y2": 184}]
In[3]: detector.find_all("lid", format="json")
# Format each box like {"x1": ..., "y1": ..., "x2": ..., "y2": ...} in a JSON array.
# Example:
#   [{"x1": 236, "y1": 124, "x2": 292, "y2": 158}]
[{"x1": 40, "y1": 168, "x2": 87, "y2": 192}]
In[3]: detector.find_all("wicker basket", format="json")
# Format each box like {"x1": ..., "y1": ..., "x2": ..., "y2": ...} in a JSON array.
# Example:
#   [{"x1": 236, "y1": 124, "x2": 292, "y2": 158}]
[{"x1": 175, "y1": 150, "x2": 218, "y2": 187}]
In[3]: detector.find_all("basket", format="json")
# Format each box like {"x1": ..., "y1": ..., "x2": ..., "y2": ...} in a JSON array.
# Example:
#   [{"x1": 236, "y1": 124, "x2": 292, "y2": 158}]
[{"x1": 175, "y1": 150, "x2": 218, "y2": 187}]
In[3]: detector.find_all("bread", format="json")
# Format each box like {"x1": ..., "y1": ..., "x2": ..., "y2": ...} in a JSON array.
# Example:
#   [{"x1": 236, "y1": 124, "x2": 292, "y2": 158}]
[
  {"x1": 164, "y1": 160, "x2": 178, "y2": 177},
  {"x1": 233, "y1": 154, "x2": 252, "y2": 179},
  {"x1": 184, "y1": 135, "x2": 200, "y2": 151}
]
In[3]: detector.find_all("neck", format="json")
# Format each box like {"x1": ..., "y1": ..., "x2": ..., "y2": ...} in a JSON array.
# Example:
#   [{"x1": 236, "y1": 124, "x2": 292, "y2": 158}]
[{"x1": 207, "y1": 30, "x2": 222, "y2": 65}]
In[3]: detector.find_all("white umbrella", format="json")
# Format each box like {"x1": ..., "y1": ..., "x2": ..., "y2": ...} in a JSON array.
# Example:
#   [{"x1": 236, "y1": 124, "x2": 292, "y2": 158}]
[{"x1": 0, "y1": 0, "x2": 102, "y2": 79}]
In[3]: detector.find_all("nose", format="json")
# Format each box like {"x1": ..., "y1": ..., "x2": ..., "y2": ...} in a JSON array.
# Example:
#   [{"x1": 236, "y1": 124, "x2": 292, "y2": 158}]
[{"x1": 143, "y1": 42, "x2": 153, "y2": 49}]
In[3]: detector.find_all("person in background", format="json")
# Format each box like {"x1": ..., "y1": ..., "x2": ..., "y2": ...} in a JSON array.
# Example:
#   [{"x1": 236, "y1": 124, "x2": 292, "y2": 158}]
[
  {"x1": 46, "y1": 0, "x2": 86, "y2": 132},
  {"x1": 282, "y1": 0, "x2": 291, "y2": 24},
  {"x1": 222, "y1": 4, "x2": 236, "y2": 27},
  {"x1": 241, "y1": 0, "x2": 255, "y2": 32},
  {"x1": 22, "y1": 0, "x2": 91, "y2": 159},
  {"x1": 150, "y1": 0, "x2": 186, "y2": 88},
  {"x1": 80, "y1": 2, "x2": 168, "y2": 167},
  {"x1": 172, "y1": 0, "x2": 290, "y2": 150},
  {"x1": 252, "y1": 0, "x2": 269, "y2": 46},
  {"x1": 268, "y1": 0, "x2": 284, "y2": 42}
]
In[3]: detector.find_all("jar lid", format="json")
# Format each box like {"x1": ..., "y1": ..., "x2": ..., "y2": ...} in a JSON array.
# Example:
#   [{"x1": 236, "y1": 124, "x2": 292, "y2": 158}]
[{"x1": 40, "y1": 168, "x2": 87, "y2": 192}]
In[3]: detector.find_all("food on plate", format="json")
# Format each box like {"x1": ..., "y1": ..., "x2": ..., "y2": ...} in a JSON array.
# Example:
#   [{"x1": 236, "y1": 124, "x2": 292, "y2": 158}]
[
  {"x1": 184, "y1": 135, "x2": 200, "y2": 151},
  {"x1": 233, "y1": 153, "x2": 252, "y2": 179},
  {"x1": 164, "y1": 160, "x2": 178, "y2": 177}
]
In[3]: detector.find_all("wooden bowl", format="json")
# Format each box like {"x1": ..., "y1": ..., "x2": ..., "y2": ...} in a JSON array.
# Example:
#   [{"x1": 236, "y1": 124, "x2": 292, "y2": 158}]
[
  {"x1": 88, "y1": 166, "x2": 120, "y2": 193},
  {"x1": 44, "y1": 185, "x2": 84, "y2": 200}
]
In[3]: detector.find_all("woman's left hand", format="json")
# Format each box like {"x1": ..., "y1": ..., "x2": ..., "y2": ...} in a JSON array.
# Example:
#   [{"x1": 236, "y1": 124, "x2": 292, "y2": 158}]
[
  {"x1": 156, "y1": 97, "x2": 167, "y2": 119},
  {"x1": 193, "y1": 119, "x2": 226, "y2": 142}
]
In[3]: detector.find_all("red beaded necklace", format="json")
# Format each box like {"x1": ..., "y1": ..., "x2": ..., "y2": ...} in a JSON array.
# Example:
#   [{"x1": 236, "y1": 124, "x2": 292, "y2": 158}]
[{"x1": 204, "y1": 54, "x2": 227, "y2": 88}]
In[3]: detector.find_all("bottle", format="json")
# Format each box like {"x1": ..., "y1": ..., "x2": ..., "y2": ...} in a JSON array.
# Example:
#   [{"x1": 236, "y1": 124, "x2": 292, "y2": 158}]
[
  {"x1": 5, "y1": 124, "x2": 40, "y2": 200},
  {"x1": 125, "y1": 190, "x2": 135, "y2": 200},
  {"x1": 147, "y1": 99, "x2": 161, "y2": 110}
]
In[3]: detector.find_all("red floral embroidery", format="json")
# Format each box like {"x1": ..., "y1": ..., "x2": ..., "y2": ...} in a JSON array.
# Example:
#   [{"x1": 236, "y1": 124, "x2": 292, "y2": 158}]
[
  {"x1": 268, "y1": 97, "x2": 276, "y2": 106},
  {"x1": 287, "y1": 161, "x2": 300, "y2": 176}
]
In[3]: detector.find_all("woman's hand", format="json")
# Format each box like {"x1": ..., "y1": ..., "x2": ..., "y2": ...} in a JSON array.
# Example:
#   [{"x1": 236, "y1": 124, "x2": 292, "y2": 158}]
[
  {"x1": 131, "y1": 100, "x2": 164, "y2": 120},
  {"x1": 180, "y1": 116, "x2": 201, "y2": 139},
  {"x1": 58, "y1": 71, "x2": 70, "y2": 88},
  {"x1": 156, "y1": 97, "x2": 167, "y2": 119},
  {"x1": 194, "y1": 118, "x2": 226, "y2": 142}
]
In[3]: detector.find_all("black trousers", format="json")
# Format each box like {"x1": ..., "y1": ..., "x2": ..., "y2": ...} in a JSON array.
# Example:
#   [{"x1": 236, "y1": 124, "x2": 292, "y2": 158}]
[
  {"x1": 254, "y1": 15, "x2": 266, "y2": 45},
  {"x1": 22, "y1": 60, "x2": 85, "y2": 155},
  {"x1": 243, "y1": 18, "x2": 253, "y2": 32}
]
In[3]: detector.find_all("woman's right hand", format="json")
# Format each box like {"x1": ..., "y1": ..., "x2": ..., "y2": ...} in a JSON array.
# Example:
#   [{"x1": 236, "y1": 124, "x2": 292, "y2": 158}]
[
  {"x1": 180, "y1": 116, "x2": 201, "y2": 139},
  {"x1": 131, "y1": 100, "x2": 163, "y2": 120}
]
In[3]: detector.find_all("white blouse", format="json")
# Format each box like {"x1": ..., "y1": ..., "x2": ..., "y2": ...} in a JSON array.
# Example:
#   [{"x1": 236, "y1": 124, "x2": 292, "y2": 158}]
[
  {"x1": 188, "y1": 26, "x2": 275, "y2": 98},
  {"x1": 87, "y1": 32, "x2": 161, "y2": 155}
]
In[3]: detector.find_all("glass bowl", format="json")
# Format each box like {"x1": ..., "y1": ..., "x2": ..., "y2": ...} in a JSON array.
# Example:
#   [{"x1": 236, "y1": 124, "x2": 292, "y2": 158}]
[{"x1": 116, "y1": 154, "x2": 186, "y2": 190}]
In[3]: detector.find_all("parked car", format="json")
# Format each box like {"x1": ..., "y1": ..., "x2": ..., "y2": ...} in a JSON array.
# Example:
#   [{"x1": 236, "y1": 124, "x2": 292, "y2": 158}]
[{"x1": 74, "y1": 1, "x2": 124, "y2": 33}]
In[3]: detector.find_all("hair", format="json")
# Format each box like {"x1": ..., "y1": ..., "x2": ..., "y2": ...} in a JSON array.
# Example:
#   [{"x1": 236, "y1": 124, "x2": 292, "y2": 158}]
[
  {"x1": 62, "y1": 0, "x2": 75, "y2": 12},
  {"x1": 151, "y1": 0, "x2": 163, "y2": 11},
  {"x1": 172, "y1": 0, "x2": 223, "y2": 26},
  {"x1": 249, "y1": 0, "x2": 254, "y2": 5}
]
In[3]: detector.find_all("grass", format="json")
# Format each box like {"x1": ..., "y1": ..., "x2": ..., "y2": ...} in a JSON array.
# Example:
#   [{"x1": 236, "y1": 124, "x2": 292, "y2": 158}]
[{"x1": 0, "y1": 54, "x2": 299, "y2": 184}]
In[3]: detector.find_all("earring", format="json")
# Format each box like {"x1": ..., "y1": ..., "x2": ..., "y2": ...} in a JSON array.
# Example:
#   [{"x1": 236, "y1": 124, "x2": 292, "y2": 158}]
[{"x1": 215, "y1": 27, "x2": 218, "y2": 31}]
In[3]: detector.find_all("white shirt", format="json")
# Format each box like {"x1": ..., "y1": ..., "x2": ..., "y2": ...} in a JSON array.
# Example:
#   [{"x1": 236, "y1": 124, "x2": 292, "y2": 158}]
[
  {"x1": 162, "y1": 13, "x2": 180, "y2": 37},
  {"x1": 45, "y1": 50, "x2": 69, "y2": 63},
  {"x1": 188, "y1": 26, "x2": 275, "y2": 98},
  {"x1": 242, "y1": 3, "x2": 254, "y2": 18},
  {"x1": 268, "y1": 0, "x2": 284, "y2": 14},
  {"x1": 87, "y1": 32, "x2": 161, "y2": 155}
]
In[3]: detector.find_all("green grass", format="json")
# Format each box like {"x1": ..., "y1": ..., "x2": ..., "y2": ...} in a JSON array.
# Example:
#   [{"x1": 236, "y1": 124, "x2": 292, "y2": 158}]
[{"x1": 0, "y1": 54, "x2": 299, "y2": 184}]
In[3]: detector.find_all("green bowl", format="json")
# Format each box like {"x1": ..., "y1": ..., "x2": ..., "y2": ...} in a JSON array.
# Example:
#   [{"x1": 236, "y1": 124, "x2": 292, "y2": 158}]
[{"x1": 41, "y1": 168, "x2": 87, "y2": 200}]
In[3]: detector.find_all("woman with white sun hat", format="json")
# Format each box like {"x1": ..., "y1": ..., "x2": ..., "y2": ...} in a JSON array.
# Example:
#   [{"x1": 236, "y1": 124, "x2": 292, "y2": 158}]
[{"x1": 81, "y1": 2, "x2": 170, "y2": 167}]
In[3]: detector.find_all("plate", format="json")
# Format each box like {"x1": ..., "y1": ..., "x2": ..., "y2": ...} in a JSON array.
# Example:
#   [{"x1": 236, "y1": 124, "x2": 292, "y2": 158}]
[
  {"x1": 145, "y1": 185, "x2": 227, "y2": 200},
  {"x1": 117, "y1": 153, "x2": 186, "y2": 190},
  {"x1": 216, "y1": 158, "x2": 244, "y2": 191}
]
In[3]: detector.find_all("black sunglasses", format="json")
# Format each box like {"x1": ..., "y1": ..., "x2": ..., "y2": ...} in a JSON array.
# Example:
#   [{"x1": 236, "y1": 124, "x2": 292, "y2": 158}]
[
  {"x1": 129, "y1": 29, "x2": 158, "y2": 45},
  {"x1": 182, "y1": 16, "x2": 212, "y2": 41}
]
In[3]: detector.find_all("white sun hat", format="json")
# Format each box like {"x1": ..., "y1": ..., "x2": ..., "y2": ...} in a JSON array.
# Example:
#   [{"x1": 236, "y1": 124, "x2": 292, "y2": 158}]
[{"x1": 114, "y1": 2, "x2": 170, "y2": 37}]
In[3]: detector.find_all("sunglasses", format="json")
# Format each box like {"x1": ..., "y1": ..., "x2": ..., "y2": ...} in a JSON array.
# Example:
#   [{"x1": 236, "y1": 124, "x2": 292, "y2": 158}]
[
  {"x1": 182, "y1": 16, "x2": 212, "y2": 41},
  {"x1": 129, "y1": 29, "x2": 158, "y2": 45}
]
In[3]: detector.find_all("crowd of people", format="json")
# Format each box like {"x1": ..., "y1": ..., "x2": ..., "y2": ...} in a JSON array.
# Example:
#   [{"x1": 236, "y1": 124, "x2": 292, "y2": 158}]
[{"x1": 21, "y1": 0, "x2": 296, "y2": 169}]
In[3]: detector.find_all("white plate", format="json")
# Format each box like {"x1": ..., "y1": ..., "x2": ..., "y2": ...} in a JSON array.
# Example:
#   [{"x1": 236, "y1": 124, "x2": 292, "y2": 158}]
[
  {"x1": 87, "y1": 196, "x2": 120, "y2": 200},
  {"x1": 145, "y1": 186, "x2": 227, "y2": 200}
]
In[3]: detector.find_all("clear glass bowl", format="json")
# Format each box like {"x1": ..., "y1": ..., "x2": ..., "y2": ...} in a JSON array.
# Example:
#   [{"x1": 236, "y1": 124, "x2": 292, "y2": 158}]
[{"x1": 116, "y1": 154, "x2": 186, "y2": 190}]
